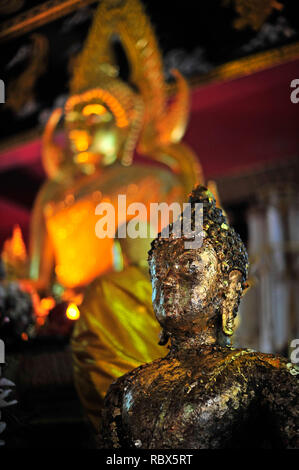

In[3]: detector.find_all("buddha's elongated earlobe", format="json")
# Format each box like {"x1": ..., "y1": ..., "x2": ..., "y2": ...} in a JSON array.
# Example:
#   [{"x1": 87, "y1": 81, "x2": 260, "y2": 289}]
[
  {"x1": 42, "y1": 108, "x2": 64, "y2": 180},
  {"x1": 222, "y1": 270, "x2": 243, "y2": 337}
]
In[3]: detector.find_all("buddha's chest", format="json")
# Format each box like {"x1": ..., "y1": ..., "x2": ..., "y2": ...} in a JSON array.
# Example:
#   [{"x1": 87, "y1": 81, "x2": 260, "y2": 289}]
[{"x1": 121, "y1": 370, "x2": 256, "y2": 449}]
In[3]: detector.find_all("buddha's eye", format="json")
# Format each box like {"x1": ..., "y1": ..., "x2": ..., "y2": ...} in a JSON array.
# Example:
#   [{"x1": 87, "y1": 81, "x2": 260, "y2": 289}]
[
  {"x1": 65, "y1": 111, "x2": 80, "y2": 122},
  {"x1": 175, "y1": 259, "x2": 195, "y2": 275},
  {"x1": 185, "y1": 258, "x2": 203, "y2": 274}
]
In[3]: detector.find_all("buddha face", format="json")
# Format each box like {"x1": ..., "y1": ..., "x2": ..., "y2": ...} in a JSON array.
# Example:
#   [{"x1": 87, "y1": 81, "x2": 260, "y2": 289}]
[
  {"x1": 65, "y1": 92, "x2": 129, "y2": 171},
  {"x1": 149, "y1": 238, "x2": 222, "y2": 335}
]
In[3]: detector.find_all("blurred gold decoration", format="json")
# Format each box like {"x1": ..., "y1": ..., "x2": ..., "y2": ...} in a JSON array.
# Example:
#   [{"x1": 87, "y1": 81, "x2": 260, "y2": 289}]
[
  {"x1": 6, "y1": 34, "x2": 48, "y2": 112},
  {"x1": 1, "y1": 225, "x2": 56, "y2": 327},
  {"x1": 223, "y1": 0, "x2": 283, "y2": 30},
  {"x1": 2, "y1": 225, "x2": 28, "y2": 279},
  {"x1": 194, "y1": 42, "x2": 299, "y2": 88},
  {"x1": 18, "y1": 282, "x2": 56, "y2": 326},
  {"x1": 0, "y1": 0, "x2": 96, "y2": 42}
]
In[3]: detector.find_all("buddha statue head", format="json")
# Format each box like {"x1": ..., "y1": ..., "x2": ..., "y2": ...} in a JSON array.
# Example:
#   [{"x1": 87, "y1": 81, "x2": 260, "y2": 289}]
[
  {"x1": 148, "y1": 185, "x2": 249, "y2": 348},
  {"x1": 65, "y1": 77, "x2": 144, "y2": 172},
  {"x1": 42, "y1": 0, "x2": 194, "y2": 180}
]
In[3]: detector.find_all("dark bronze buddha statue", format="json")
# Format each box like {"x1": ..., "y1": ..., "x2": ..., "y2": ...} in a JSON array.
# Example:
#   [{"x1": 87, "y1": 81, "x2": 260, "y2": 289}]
[{"x1": 100, "y1": 186, "x2": 299, "y2": 449}]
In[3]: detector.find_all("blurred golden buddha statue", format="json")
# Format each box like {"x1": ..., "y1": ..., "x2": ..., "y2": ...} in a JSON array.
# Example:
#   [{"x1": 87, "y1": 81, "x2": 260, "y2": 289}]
[
  {"x1": 7, "y1": 0, "x2": 207, "y2": 427},
  {"x1": 29, "y1": 0, "x2": 203, "y2": 293}
]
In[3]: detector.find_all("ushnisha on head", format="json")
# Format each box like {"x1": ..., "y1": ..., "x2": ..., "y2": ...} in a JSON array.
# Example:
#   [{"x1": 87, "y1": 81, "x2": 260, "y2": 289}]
[{"x1": 148, "y1": 185, "x2": 249, "y2": 349}]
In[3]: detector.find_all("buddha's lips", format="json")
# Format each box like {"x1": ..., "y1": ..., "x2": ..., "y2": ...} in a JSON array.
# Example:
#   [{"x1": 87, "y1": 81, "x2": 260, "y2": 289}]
[{"x1": 75, "y1": 151, "x2": 101, "y2": 165}]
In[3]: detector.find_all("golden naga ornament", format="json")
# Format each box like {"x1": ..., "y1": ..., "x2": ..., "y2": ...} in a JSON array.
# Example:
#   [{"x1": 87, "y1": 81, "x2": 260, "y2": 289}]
[{"x1": 223, "y1": 0, "x2": 283, "y2": 31}]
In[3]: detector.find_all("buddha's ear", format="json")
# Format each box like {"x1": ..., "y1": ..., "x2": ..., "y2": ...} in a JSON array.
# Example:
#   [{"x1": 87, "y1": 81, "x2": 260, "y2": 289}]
[{"x1": 221, "y1": 270, "x2": 243, "y2": 337}]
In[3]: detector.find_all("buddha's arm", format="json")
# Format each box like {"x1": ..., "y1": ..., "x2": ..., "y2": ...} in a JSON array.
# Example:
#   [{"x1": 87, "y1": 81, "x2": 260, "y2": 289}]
[
  {"x1": 260, "y1": 358, "x2": 299, "y2": 449},
  {"x1": 99, "y1": 379, "x2": 126, "y2": 448},
  {"x1": 28, "y1": 187, "x2": 54, "y2": 292}
]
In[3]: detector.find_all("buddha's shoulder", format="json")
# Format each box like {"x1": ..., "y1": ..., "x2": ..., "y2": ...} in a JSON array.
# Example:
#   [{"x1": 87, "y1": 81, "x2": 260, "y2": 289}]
[
  {"x1": 108, "y1": 356, "x2": 167, "y2": 391},
  {"x1": 227, "y1": 347, "x2": 299, "y2": 377}
]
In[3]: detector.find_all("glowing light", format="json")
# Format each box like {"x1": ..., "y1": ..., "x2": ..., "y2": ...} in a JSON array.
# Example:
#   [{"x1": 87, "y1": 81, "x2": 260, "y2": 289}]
[
  {"x1": 66, "y1": 303, "x2": 80, "y2": 321},
  {"x1": 82, "y1": 104, "x2": 107, "y2": 116},
  {"x1": 21, "y1": 332, "x2": 28, "y2": 341}
]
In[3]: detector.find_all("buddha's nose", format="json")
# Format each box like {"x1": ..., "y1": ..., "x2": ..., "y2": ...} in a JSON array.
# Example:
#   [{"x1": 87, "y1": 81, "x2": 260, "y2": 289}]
[{"x1": 69, "y1": 129, "x2": 91, "y2": 152}]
